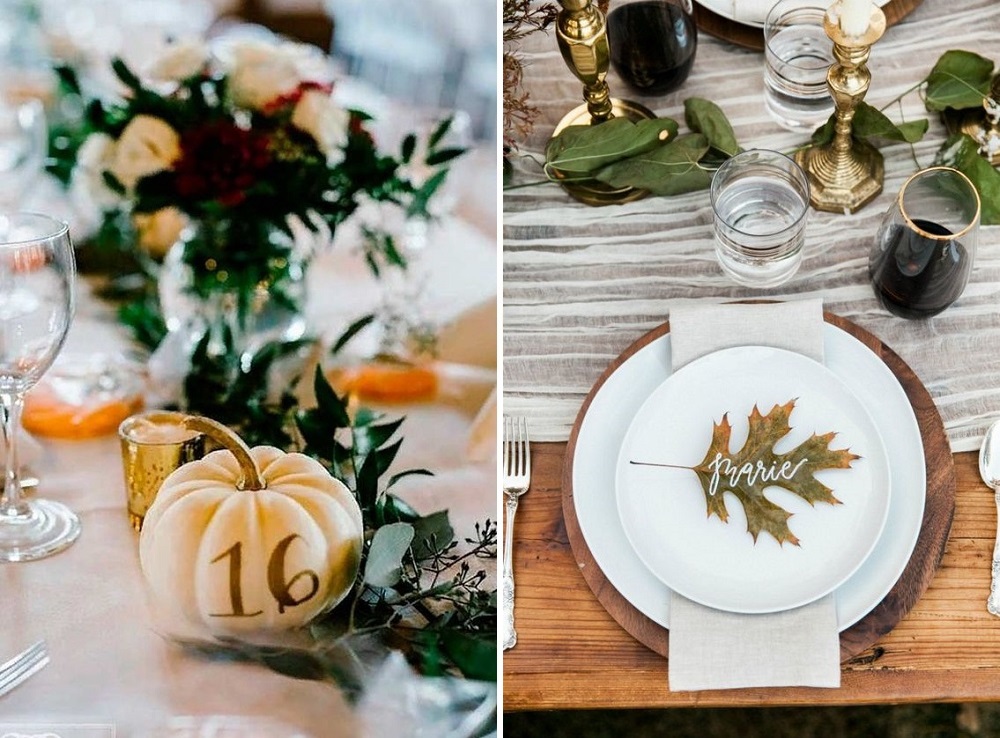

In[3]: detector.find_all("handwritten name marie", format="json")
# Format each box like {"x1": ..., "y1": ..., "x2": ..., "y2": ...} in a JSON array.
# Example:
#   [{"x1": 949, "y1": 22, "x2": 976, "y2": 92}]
[{"x1": 706, "y1": 453, "x2": 808, "y2": 497}]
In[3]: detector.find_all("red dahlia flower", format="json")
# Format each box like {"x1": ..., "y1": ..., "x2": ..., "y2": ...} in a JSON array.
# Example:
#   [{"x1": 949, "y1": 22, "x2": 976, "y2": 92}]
[{"x1": 174, "y1": 121, "x2": 271, "y2": 206}]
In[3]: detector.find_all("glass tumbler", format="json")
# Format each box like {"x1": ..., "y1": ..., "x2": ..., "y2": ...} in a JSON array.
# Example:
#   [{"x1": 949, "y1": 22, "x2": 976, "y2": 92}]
[
  {"x1": 606, "y1": 0, "x2": 698, "y2": 96},
  {"x1": 764, "y1": 0, "x2": 835, "y2": 131},
  {"x1": 711, "y1": 149, "x2": 810, "y2": 288},
  {"x1": 869, "y1": 167, "x2": 981, "y2": 319}
]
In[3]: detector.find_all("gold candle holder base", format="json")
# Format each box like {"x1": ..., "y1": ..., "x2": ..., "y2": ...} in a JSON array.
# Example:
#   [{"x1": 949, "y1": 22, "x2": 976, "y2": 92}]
[
  {"x1": 793, "y1": 3, "x2": 887, "y2": 214},
  {"x1": 552, "y1": 98, "x2": 656, "y2": 206},
  {"x1": 794, "y1": 137, "x2": 884, "y2": 214},
  {"x1": 550, "y1": 0, "x2": 655, "y2": 206}
]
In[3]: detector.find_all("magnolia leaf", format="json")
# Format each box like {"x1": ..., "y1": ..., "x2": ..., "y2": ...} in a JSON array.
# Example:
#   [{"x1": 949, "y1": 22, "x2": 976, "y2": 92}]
[
  {"x1": 684, "y1": 97, "x2": 741, "y2": 157},
  {"x1": 594, "y1": 133, "x2": 711, "y2": 195},
  {"x1": 852, "y1": 103, "x2": 928, "y2": 143},
  {"x1": 365, "y1": 522, "x2": 415, "y2": 587},
  {"x1": 925, "y1": 50, "x2": 994, "y2": 112},
  {"x1": 935, "y1": 133, "x2": 1000, "y2": 225},
  {"x1": 811, "y1": 103, "x2": 927, "y2": 147},
  {"x1": 545, "y1": 117, "x2": 679, "y2": 175},
  {"x1": 688, "y1": 400, "x2": 858, "y2": 546}
]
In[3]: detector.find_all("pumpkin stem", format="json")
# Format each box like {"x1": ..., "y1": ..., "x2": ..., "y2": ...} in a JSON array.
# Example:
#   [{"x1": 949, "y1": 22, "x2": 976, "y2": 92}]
[{"x1": 183, "y1": 415, "x2": 266, "y2": 491}]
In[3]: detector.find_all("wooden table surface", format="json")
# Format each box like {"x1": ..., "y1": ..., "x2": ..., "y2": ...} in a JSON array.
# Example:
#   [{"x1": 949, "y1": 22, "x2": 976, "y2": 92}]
[{"x1": 503, "y1": 444, "x2": 1000, "y2": 710}]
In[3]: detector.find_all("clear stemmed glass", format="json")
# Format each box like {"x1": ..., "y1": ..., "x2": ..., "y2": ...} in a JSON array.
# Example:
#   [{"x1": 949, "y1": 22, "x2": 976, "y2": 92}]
[{"x1": 0, "y1": 213, "x2": 79, "y2": 561}]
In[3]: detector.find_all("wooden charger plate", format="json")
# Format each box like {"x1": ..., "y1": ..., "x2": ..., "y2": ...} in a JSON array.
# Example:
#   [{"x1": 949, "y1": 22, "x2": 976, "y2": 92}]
[
  {"x1": 561, "y1": 311, "x2": 955, "y2": 662},
  {"x1": 693, "y1": 0, "x2": 924, "y2": 50}
]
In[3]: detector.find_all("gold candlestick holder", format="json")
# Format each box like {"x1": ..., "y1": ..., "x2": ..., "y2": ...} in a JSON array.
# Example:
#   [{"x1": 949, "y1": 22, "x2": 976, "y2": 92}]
[
  {"x1": 794, "y1": 3, "x2": 887, "y2": 214},
  {"x1": 551, "y1": 0, "x2": 655, "y2": 205}
]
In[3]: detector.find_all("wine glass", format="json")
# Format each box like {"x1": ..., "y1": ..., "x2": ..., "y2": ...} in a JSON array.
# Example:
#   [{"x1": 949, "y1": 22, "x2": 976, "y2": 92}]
[
  {"x1": 869, "y1": 167, "x2": 981, "y2": 319},
  {"x1": 0, "y1": 213, "x2": 79, "y2": 560},
  {"x1": 606, "y1": 0, "x2": 698, "y2": 96}
]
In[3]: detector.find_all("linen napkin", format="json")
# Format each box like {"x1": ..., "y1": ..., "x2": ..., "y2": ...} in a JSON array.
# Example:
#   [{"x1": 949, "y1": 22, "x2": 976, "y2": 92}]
[
  {"x1": 666, "y1": 298, "x2": 841, "y2": 690},
  {"x1": 435, "y1": 296, "x2": 497, "y2": 461}
]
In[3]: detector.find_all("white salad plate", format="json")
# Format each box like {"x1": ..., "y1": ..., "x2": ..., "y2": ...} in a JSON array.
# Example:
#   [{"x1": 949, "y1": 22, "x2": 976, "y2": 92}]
[
  {"x1": 615, "y1": 346, "x2": 891, "y2": 614},
  {"x1": 696, "y1": 0, "x2": 893, "y2": 29},
  {"x1": 571, "y1": 324, "x2": 925, "y2": 631}
]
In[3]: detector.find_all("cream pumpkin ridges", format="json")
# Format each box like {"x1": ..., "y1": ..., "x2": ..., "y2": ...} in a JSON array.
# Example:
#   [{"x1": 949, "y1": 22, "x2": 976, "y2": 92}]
[{"x1": 139, "y1": 443, "x2": 364, "y2": 634}]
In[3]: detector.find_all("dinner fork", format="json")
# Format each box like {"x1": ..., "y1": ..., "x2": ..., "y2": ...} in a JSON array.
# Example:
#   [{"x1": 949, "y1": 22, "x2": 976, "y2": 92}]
[
  {"x1": 0, "y1": 640, "x2": 48, "y2": 698},
  {"x1": 503, "y1": 416, "x2": 531, "y2": 651}
]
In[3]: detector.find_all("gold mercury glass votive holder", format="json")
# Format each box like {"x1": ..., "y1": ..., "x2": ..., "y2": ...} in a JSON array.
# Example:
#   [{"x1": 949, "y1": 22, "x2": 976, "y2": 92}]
[{"x1": 119, "y1": 411, "x2": 206, "y2": 532}]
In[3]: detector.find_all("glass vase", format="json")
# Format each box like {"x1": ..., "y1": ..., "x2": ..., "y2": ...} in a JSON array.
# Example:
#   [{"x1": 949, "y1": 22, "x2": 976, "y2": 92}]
[{"x1": 158, "y1": 218, "x2": 309, "y2": 360}]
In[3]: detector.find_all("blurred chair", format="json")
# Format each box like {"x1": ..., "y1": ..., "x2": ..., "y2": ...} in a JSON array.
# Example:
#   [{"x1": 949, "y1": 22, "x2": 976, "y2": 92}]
[{"x1": 324, "y1": 0, "x2": 496, "y2": 141}]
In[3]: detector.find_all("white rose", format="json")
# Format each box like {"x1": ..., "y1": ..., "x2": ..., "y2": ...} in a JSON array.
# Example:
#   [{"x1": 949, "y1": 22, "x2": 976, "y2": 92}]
[
  {"x1": 109, "y1": 115, "x2": 181, "y2": 190},
  {"x1": 291, "y1": 90, "x2": 350, "y2": 166},
  {"x1": 221, "y1": 38, "x2": 334, "y2": 110},
  {"x1": 134, "y1": 207, "x2": 187, "y2": 259},
  {"x1": 71, "y1": 132, "x2": 121, "y2": 209},
  {"x1": 145, "y1": 39, "x2": 209, "y2": 82}
]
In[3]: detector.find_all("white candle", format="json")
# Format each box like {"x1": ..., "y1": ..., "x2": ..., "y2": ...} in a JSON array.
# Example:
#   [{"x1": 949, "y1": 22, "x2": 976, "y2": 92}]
[{"x1": 839, "y1": 0, "x2": 871, "y2": 36}]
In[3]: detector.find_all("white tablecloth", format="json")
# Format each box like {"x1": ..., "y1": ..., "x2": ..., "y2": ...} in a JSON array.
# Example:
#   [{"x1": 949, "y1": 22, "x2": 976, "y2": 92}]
[
  {"x1": 0, "y1": 210, "x2": 496, "y2": 735},
  {"x1": 503, "y1": 0, "x2": 1000, "y2": 452}
]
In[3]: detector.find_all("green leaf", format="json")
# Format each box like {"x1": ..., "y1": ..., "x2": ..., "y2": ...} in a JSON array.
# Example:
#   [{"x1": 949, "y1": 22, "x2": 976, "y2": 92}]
[
  {"x1": 387, "y1": 468, "x2": 434, "y2": 489},
  {"x1": 313, "y1": 365, "x2": 350, "y2": 427},
  {"x1": 810, "y1": 115, "x2": 836, "y2": 147},
  {"x1": 365, "y1": 522, "x2": 415, "y2": 587},
  {"x1": 811, "y1": 103, "x2": 928, "y2": 148},
  {"x1": 354, "y1": 417, "x2": 405, "y2": 457},
  {"x1": 331, "y1": 314, "x2": 375, "y2": 354},
  {"x1": 935, "y1": 133, "x2": 1000, "y2": 225},
  {"x1": 684, "y1": 98, "x2": 741, "y2": 157},
  {"x1": 851, "y1": 102, "x2": 928, "y2": 143},
  {"x1": 425, "y1": 147, "x2": 465, "y2": 167},
  {"x1": 594, "y1": 133, "x2": 711, "y2": 196},
  {"x1": 401, "y1": 133, "x2": 416, "y2": 164},
  {"x1": 428, "y1": 117, "x2": 452, "y2": 149},
  {"x1": 111, "y1": 57, "x2": 143, "y2": 92},
  {"x1": 441, "y1": 630, "x2": 498, "y2": 681},
  {"x1": 411, "y1": 509, "x2": 455, "y2": 559},
  {"x1": 379, "y1": 493, "x2": 421, "y2": 523},
  {"x1": 925, "y1": 50, "x2": 994, "y2": 112},
  {"x1": 545, "y1": 117, "x2": 679, "y2": 175}
]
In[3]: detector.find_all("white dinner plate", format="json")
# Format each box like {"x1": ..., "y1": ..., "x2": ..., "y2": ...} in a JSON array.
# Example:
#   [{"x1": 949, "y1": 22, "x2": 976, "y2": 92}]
[
  {"x1": 572, "y1": 324, "x2": 925, "y2": 631},
  {"x1": 615, "y1": 346, "x2": 891, "y2": 614},
  {"x1": 696, "y1": 0, "x2": 893, "y2": 29}
]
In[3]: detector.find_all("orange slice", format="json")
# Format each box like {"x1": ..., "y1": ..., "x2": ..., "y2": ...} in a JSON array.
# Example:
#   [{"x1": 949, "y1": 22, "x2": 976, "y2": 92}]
[
  {"x1": 23, "y1": 383, "x2": 144, "y2": 439},
  {"x1": 330, "y1": 362, "x2": 438, "y2": 404}
]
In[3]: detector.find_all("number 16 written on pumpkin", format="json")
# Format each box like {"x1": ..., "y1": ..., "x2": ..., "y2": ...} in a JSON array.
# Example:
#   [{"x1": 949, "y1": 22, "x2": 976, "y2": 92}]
[{"x1": 210, "y1": 534, "x2": 321, "y2": 618}]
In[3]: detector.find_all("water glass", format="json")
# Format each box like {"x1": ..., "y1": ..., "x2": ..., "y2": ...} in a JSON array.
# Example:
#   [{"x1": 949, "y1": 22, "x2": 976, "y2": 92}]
[
  {"x1": 711, "y1": 149, "x2": 810, "y2": 288},
  {"x1": 869, "y1": 166, "x2": 980, "y2": 319},
  {"x1": 606, "y1": 0, "x2": 697, "y2": 96},
  {"x1": 764, "y1": 0, "x2": 834, "y2": 131}
]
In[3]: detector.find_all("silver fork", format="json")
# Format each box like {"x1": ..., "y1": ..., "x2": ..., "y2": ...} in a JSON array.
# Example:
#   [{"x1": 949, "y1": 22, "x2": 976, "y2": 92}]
[
  {"x1": 0, "y1": 640, "x2": 48, "y2": 698},
  {"x1": 502, "y1": 416, "x2": 531, "y2": 651}
]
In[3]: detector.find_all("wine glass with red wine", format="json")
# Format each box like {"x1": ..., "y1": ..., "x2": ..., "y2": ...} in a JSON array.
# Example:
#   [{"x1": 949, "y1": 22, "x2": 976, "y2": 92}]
[
  {"x1": 606, "y1": 0, "x2": 697, "y2": 96},
  {"x1": 869, "y1": 167, "x2": 981, "y2": 319}
]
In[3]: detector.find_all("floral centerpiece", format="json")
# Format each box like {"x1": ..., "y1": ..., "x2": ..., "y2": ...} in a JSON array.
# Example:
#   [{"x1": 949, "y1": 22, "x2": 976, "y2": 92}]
[{"x1": 66, "y1": 37, "x2": 460, "y2": 351}]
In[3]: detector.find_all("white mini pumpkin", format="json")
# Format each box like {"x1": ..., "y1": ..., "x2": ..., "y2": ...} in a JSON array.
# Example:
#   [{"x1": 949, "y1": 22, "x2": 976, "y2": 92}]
[{"x1": 139, "y1": 417, "x2": 363, "y2": 634}]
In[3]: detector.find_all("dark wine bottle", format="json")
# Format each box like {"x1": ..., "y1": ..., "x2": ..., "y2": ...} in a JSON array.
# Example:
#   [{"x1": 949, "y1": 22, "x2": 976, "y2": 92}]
[
  {"x1": 606, "y1": 1, "x2": 697, "y2": 96},
  {"x1": 869, "y1": 218, "x2": 971, "y2": 319}
]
